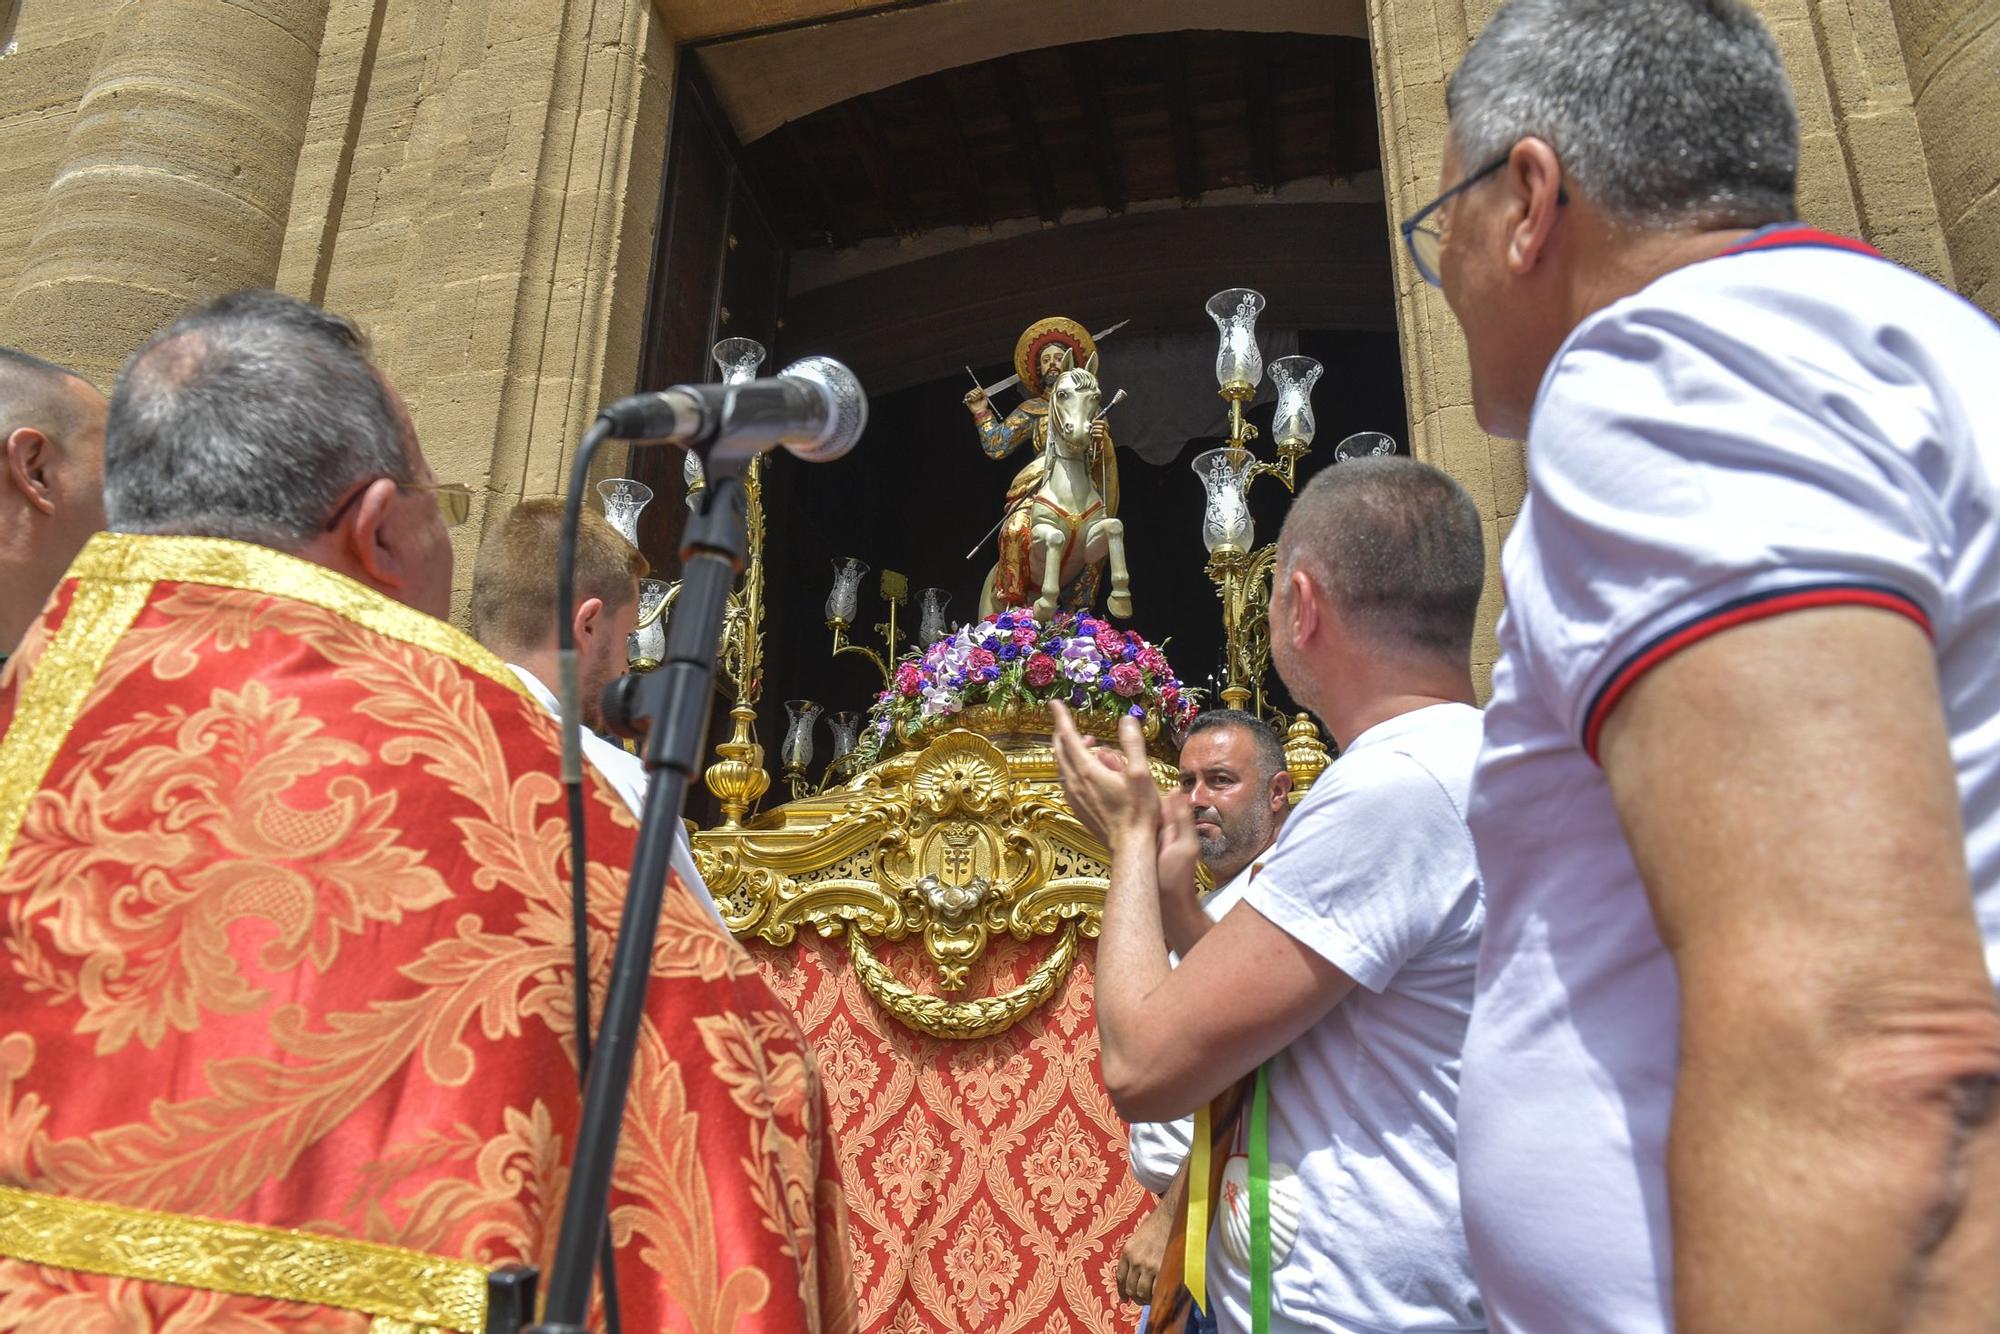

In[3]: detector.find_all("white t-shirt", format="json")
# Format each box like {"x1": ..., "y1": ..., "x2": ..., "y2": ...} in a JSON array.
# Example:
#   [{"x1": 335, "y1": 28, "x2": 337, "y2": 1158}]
[
  {"x1": 1459, "y1": 227, "x2": 2000, "y2": 1333},
  {"x1": 505, "y1": 664, "x2": 726, "y2": 927},
  {"x1": 1127, "y1": 865, "x2": 1258, "y2": 1196},
  {"x1": 1211, "y1": 703, "x2": 1486, "y2": 1334}
]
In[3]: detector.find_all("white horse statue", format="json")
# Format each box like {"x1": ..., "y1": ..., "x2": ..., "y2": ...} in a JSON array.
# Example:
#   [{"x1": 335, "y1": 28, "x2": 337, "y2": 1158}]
[{"x1": 979, "y1": 353, "x2": 1133, "y2": 623}]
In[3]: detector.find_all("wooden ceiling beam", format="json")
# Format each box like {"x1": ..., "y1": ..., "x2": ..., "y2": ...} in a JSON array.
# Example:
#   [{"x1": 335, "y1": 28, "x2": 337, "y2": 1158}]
[
  {"x1": 1066, "y1": 43, "x2": 1127, "y2": 216},
  {"x1": 933, "y1": 79, "x2": 995, "y2": 231},
  {"x1": 1163, "y1": 33, "x2": 1201, "y2": 203},
  {"x1": 997, "y1": 54, "x2": 1063, "y2": 224},
  {"x1": 843, "y1": 94, "x2": 915, "y2": 236},
  {"x1": 1244, "y1": 33, "x2": 1279, "y2": 193},
  {"x1": 784, "y1": 119, "x2": 851, "y2": 249}
]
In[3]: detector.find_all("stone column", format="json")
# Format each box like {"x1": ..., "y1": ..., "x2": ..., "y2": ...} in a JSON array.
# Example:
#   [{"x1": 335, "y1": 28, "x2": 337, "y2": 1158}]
[
  {"x1": 2, "y1": 0, "x2": 331, "y2": 384},
  {"x1": 1893, "y1": 0, "x2": 2000, "y2": 313},
  {"x1": 1365, "y1": 0, "x2": 1516, "y2": 695}
]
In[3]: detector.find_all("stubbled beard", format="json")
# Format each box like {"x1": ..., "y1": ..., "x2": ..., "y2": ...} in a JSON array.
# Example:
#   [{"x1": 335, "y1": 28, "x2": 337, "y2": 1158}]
[{"x1": 1193, "y1": 806, "x2": 1232, "y2": 861}]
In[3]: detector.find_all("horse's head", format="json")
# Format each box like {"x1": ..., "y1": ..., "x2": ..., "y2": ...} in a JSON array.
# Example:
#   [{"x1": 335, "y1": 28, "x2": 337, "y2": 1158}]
[{"x1": 1046, "y1": 352, "x2": 1101, "y2": 455}]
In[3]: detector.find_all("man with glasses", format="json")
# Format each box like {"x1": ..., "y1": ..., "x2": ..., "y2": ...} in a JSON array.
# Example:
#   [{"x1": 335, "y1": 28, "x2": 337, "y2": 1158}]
[
  {"x1": 1413, "y1": 2, "x2": 2000, "y2": 1331},
  {"x1": 0, "y1": 290, "x2": 855, "y2": 1328}
]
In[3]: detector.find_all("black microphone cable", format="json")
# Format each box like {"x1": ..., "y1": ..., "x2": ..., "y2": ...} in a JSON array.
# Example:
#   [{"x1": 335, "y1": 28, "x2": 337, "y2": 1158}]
[{"x1": 554, "y1": 415, "x2": 621, "y2": 1334}]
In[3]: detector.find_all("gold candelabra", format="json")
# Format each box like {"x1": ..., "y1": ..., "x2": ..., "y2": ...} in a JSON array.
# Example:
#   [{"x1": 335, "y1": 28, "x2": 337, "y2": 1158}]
[
  {"x1": 1196, "y1": 289, "x2": 1325, "y2": 724},
  {"x1": 824, "y1": 562, "x2": 909, "y2": 689}
]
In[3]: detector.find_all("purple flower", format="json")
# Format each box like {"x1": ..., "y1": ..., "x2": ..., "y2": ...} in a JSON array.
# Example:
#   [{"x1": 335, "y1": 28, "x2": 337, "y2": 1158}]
[
  {"x1": 1070, "y1": 687, "x2": 1087, "y2": 706},
  {"x1": 998, "y1": 643, "x2": 1021, "y2": 661},
  {"x1": 982, "y1": 636, "x2": 1001, "y2": 652},
  {"x1": 1128, "y1": 704, "x2": 1145, "y2": 718},
  {"x1": 1121, "y1": 643, "x2": 1139, "y2": 662}
]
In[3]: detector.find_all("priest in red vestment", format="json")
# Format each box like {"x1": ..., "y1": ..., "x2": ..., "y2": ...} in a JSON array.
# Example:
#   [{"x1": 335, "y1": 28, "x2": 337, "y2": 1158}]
[{"x1": 0, "y1": 290, "x2": 856, "y2": 1332}]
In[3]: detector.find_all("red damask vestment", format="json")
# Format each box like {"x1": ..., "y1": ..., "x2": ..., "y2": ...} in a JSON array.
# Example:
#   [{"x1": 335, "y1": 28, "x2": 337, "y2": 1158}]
[{"x1": 0, "y1": 533, "x2": 857, "y2": 1332}]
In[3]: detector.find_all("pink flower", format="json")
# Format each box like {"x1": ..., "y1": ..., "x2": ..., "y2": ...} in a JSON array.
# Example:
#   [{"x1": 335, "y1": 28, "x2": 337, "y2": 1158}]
[
  {"x1": 967, "y1": 647, "x2": 997, "y2": 671},
  {"x1": 1109, "y1": 662, "x2": 1145, "y2": 697},
  {"x1": 1024, "y1": 653, "x2": 1058, "y2": 687},
  {"x1": 1093, "y1": 629, "x2": 1124, "y2": 660},
  {"x1": 1012, "y1": 625, "x2": 1038, "y2": 647},
  {"x1": 895, "y1": 662, "x2": 924, "y2": 697},
  {"x1": 1137, "y1": 646, "x2": 1167, "y2": 676}
]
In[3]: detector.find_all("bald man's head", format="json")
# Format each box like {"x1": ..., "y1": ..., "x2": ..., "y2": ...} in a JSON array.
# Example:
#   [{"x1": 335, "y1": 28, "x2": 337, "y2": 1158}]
[{"x1": 1, "y1": 347, "x2": 108, "y2": 653}]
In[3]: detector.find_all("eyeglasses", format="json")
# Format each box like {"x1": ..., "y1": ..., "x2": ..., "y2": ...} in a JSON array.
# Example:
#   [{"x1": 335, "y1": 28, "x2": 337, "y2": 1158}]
[
  {"x1": 1399, "y1": 151, "x2": 1568, "y2": 287},
  {"x1": 323, "y1": 478, "x2": 474, "y2": 530},
  {"x1": 405, "y1": 481, "x2": 473, "y2": 527}
]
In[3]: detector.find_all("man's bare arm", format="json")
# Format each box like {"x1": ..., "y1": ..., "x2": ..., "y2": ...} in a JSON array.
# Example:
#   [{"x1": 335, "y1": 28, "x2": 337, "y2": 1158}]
[{"x1": 1600, "y1": 605, "x2": 2000, "y2": 1332}]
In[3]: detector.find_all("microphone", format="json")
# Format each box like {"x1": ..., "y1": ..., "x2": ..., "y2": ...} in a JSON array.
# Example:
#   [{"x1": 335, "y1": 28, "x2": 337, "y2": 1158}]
[{"x1": 598, "y1": 355, "x2": 868, "y2": 463}]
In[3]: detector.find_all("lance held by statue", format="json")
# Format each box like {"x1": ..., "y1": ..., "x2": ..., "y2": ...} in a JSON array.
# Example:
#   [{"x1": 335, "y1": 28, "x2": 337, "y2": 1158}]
[{"x1": 965, "y1": 316, "x2": 1131, "y2": 622}]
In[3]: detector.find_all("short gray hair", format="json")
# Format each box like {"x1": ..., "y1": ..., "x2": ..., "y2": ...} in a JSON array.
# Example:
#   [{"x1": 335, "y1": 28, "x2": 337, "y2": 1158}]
[
  {"x1": 1278, "y1": 457, "x2": 1485, "y2": 661},
  {"x1": 106, "y1": 290, "x2": 408, "y2": 546},
  {"x1": 1448, "y1": 0, "x2": 1798, "y2": 230},
  {"x1": 1183, "y1": 708, "x2": 1287, "y2": 782}
]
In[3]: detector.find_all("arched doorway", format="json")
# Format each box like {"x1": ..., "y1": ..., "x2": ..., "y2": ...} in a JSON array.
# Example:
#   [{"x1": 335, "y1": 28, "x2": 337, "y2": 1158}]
[{"x1": 631, "y1": 26, "x2": 1404, "y2": 809}]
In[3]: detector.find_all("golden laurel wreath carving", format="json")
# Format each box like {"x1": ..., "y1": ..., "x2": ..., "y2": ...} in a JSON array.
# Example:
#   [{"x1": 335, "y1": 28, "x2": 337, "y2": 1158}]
[{"x1": 695, "y1": 727, "x2": 1176, "y2": 1039}]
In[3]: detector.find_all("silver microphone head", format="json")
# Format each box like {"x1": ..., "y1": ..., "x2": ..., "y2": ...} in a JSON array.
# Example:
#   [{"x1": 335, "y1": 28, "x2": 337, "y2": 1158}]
[{"x1": 779, "y1": 356, "x2": 868, "y2": 462}]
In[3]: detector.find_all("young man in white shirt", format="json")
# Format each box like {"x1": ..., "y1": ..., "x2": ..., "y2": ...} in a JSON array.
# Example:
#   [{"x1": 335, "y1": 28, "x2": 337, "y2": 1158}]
[
  {"x1": 1057, "y1": 457, "x2": 1488, "y2": 1334},
  {"x1": 1419, "y1": 0, "x2": 2000, "y2": 1328},
  {"x1": 1121, "y1": 709, "x2": 1292, "y2": 1322},
  {"x1": 471, "y1": 498, "x2": 723, "y2": 924}
]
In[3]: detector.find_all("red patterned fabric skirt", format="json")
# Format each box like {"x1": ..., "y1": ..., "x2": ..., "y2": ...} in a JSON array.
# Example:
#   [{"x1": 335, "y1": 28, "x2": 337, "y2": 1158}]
[{"x1": 755, "y1": 931, "x2": 1148, "y2": 1333}]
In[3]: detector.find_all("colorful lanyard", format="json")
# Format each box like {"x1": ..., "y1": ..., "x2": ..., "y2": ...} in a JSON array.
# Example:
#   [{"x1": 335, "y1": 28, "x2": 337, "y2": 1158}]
[
  {"x1": 1184, "y1": 1062, "x2": 1273, "y2": 1331},
  {"x1": 1250, "y1": 1063, "x2": 1272, "y2": 1334}
]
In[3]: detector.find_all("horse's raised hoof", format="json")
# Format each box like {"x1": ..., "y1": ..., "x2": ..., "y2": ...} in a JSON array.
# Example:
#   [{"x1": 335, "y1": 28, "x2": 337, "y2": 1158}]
[
  {"x1": 1032, "y1": 596, "x2": 1057, "y2": 622},
  {"x1": 1107, "y1": 592, "x2": 1133, "y2": 619}
]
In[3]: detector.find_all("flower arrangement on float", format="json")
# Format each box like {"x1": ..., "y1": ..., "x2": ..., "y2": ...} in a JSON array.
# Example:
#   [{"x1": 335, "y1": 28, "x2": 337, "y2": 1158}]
[{"x1": 852, "y1": 607, "x2": 1200, "y2": 766}]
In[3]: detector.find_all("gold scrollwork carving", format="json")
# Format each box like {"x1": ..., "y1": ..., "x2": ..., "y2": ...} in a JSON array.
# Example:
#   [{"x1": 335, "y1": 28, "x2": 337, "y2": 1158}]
[
  {"x1": 849, "y1": 922, "x2": 1081, "y2": 1041},
  {"x1": 697, "y1": 726, "x2": 1170, "y2": 1038}
]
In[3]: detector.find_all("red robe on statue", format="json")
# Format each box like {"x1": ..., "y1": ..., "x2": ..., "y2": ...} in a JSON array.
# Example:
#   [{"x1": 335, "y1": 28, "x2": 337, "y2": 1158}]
[{"x1": 0, "y1": 533, "x2": 857, "y2": 1332}]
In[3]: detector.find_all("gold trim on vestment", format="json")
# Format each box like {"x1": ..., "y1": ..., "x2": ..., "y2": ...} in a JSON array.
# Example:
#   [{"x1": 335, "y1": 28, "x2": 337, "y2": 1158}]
[
  {"x1": 0, "y1": 533, "x2": 530, "y2": 869},
  {"x1": 66, "y1": 533, "x2": 527, "y2": 696},
  {"x1": 0, "y1": 1184, "x2": 489, "y2": 1331},
  {"x1": 0, "y1": 577, "x2": 150, "y2": 867}
]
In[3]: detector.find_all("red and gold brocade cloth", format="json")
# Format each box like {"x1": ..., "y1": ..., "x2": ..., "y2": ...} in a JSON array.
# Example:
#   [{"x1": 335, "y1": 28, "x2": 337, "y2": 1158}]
[
  {"x1": 753, "y1": 929, "x2": 1149, "y2": 1334},
  {"x1": 0, "y1": 533, "x2": 856, "y2": 1333}
]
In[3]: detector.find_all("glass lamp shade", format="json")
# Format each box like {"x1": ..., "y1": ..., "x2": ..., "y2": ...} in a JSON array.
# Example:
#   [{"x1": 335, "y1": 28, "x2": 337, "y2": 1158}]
[
  {"x1": 596, "y1": 477, "x2": 653, "y2": 546},
  {"x1": 1334, "y1": 431, "x2": 1399, "y2": 462},
  {"x1": 826, "y1": 557, "x2": 870, "y2": 624},
  {"x1": 711, "y1": 337, "x2": 767, "y2": 386},
  {"x1": 682, "y1": 450, "x2": 706, "y2": 507},
  {"x1": 1205, "y1": 288, "x2": 1266, "y2": 394},
  {"x1": 781, "y1": 699, "x2": 823, "y2": 770},
  {"x1": 917, "y1": 587, "x2": 952, "y2": 647},
  {"x1": 1192, "y1": 447, "x2": 1256, "y2": 554},
  {"x1": 1269, "y1": 355, "x2": 1324, "y2": 448},
  {"x1": 827, "y1": 711, "x2": 863, "y2": 763},
  {"x1": 628, "y1": 578, "x2": 670, "y2": 669}
]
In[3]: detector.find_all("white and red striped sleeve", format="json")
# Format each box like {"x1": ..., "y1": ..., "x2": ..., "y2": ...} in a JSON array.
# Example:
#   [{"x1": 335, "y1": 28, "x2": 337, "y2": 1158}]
[{"x1": 1510, "y1": 255, "x2": 1953, "y2": 762}]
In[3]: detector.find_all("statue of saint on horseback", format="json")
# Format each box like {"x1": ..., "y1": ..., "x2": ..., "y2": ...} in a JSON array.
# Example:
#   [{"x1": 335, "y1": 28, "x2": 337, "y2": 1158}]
[{"x1": 963, "y1": 317, "x2": 1132, "y2": 623}]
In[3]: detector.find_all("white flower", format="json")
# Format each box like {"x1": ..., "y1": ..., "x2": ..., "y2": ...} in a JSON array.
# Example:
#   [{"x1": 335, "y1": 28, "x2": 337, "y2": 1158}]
[{"x1": 920, "y1": 686, "x2": 963, "y2": 718}]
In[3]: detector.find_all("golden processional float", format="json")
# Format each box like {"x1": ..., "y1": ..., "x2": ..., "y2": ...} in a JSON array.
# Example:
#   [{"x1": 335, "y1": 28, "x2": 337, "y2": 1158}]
[{"x1": 599, "y1": 296, "x2": 1375, "y2": 1334}]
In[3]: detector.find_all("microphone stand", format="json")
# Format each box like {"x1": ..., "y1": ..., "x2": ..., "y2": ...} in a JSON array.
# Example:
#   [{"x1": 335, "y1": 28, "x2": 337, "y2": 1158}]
[{"x1": 528, "y1": 459, "x2": 750, "y2": 1333}]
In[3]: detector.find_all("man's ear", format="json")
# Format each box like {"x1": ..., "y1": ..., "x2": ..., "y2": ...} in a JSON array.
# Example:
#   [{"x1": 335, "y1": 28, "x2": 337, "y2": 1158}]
[
  {"x1": 571, "y1": 596, "x2": 606, "y2": 646},
  {"x1": 1286, "y1": 568, "x2": 1321, "y2": 648},
  {"x1": 5, "y1": 428, "x2": 55, "y2": 516},
  {"x1": 337, "y1": 477, "x2": 408, "y2": 592},
  {"x1": 1505, "y1": 135, "x2": 1565, "y2": 277},
  {"x1": 1270, "y1": 767, "x2": 1294, "y2": 813}
]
